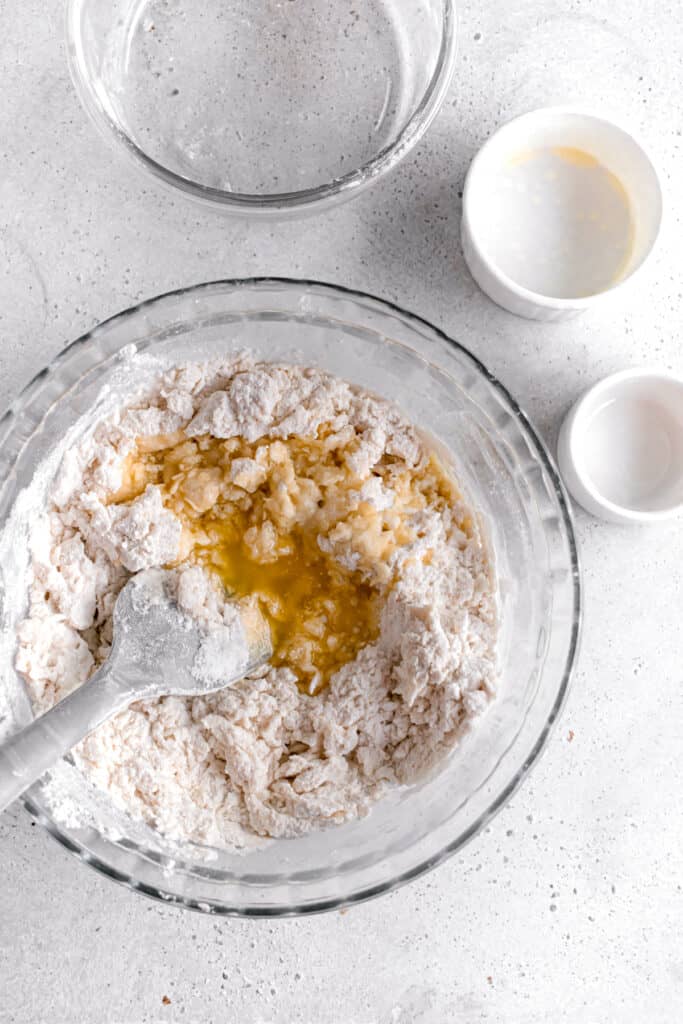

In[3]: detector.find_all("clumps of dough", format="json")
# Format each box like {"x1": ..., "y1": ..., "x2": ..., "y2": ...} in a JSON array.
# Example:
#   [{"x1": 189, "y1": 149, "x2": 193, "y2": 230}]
[{"x1": 14, "y1": 357, "x2": 498, "y2": 848}]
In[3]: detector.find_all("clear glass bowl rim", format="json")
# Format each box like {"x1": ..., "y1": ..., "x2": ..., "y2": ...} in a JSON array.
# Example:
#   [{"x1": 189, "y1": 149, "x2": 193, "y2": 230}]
[
  {"x1": 4, "y1": 278, "x2": 582, "y2": 916},
  {"x1": 65, "y1": 1, "x2": 458, "y2": 213}
]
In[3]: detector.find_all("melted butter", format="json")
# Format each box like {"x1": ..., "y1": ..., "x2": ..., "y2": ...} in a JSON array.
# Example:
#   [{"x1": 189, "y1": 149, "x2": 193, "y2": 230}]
[
  {"x1": 107, "y1": 429, "x2": 465, "y2": 694},
  {"x1": 198, "y1": 524, "x2": 378, "y2": 692}
]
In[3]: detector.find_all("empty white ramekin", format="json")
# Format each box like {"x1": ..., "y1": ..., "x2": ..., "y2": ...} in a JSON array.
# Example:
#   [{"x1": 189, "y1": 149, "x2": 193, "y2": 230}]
[
  {"x1": 557, "y1": 369, "x2": 683, "y2": 524},
  {"x1": 462, "y1": 108, "x2": 662, "y2": 320}
]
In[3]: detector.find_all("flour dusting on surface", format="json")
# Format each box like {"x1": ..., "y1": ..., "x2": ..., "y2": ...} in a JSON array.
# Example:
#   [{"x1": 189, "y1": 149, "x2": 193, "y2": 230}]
[{"x1": 10, "y1": 355, "x2": 499, "y2": 849}]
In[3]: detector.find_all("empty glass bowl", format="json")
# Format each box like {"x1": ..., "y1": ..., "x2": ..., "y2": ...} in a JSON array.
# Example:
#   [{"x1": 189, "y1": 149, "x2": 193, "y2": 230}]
[
  {"x1": 0, "y1": 280, "x2": 580, "y2": 915},
  {"x1": 66, "y1": 0, "x2": 457, "y2": 214}
]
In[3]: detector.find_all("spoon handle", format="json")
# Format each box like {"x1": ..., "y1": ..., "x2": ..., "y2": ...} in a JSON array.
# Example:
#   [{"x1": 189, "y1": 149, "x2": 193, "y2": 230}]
[{"x1": 0, "y1": 662, "x2": 124, "y2": 815}]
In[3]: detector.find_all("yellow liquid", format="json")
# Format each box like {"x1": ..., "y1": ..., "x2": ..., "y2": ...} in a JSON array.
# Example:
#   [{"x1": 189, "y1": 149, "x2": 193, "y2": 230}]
[
  {"x1": 200, "y1": 525, "x2": 378, "y2": 690},
  {"x1": 108, "y1": 428, "x2": 463, "y2": 694}
]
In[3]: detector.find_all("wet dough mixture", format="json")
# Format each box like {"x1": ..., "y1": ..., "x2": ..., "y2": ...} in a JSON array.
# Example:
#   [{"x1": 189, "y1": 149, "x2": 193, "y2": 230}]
[{"x1": 16, "y1": 356, "x2": 498, "y2": 847}]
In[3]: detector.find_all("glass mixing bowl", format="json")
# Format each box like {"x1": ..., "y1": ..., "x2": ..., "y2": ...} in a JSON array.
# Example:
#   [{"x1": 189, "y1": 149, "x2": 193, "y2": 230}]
[
  {"x1": 66, "y1": 0, "x2": 457, "y2": 215},
  {"x1": 0, "y1": 280, "x2": 580, "y2": 915}
]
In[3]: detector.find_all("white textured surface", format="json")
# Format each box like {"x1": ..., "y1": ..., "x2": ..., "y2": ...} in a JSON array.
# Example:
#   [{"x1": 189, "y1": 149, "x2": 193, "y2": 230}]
[{"x1": 0, "y1": 1, "x2": 682, "y2": 1021}]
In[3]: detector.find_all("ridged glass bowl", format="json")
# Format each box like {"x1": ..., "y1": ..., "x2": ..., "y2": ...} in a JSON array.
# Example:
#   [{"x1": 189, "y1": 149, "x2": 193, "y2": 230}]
[
  {"x1": 66, "y1": 0, "x2": 457, "y2": 215},
  {"x1": 0, "y1": 280, "x2": 580, "y2": 915}
]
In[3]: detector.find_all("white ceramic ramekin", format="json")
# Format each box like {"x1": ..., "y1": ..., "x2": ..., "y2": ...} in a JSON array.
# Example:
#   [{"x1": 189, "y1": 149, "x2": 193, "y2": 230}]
[
  {"x1": 462, "y1": 108, "x2": 662, "y2": 320},
  {"x1": 557, "y1": 369, "x2": 683, "y2": 524}
]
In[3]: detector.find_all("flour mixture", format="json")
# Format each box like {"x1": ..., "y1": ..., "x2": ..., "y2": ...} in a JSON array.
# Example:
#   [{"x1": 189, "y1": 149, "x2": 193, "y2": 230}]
[{"x1": 14, "y1": 355, "x2": 498, "y2": 848}]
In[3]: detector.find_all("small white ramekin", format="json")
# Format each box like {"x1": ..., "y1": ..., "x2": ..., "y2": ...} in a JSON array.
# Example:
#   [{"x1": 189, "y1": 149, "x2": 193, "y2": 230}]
[
  {"x1": 557, "y1": 369, "x2": 683, "y2": 524},
  {"x1": 461, "y1": 107, "x2": 662, "y2": 321}
]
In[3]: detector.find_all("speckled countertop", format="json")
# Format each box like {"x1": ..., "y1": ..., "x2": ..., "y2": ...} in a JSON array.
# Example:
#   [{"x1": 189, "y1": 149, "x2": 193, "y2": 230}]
[{"x1": 1, "y1": 2, "x2": 682, "y2": 1022}]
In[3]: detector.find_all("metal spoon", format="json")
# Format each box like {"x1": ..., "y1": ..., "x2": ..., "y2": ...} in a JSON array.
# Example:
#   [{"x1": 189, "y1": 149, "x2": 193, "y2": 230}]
[{"x1": 0, "y1": 569, "x2": 271, "y2": 814}]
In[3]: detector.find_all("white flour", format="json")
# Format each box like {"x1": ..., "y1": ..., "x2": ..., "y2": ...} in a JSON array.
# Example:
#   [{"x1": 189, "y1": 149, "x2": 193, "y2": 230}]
[
  {"x1": 11, "y1": 355, "x2": 498, "y2": 849},
  {"x1": 113, "y1": 567, "x2": 267, "y2": 696}
]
